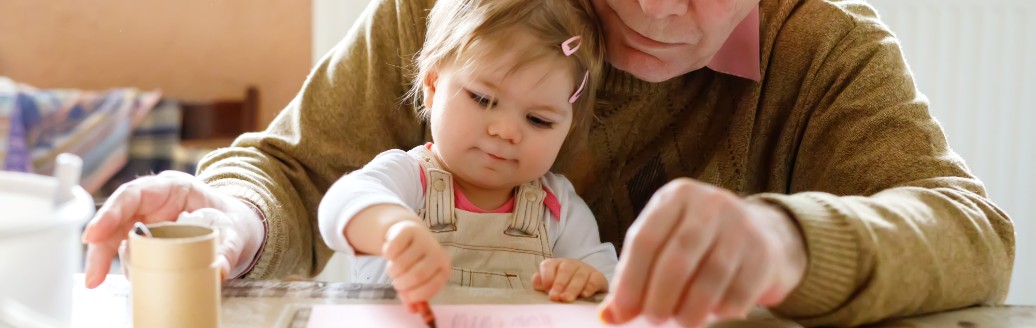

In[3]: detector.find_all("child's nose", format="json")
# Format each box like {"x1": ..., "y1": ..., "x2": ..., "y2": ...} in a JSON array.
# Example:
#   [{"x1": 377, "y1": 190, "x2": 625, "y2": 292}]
[{"x1": 487, "y1": 116, "x2": 521, "y2": 144}]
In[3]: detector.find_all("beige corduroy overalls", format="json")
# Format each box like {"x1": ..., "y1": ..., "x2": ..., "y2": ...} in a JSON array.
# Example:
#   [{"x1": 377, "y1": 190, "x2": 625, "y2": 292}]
[{"x1": 407, "y1": 145, "x2": 553, "y2": 289}]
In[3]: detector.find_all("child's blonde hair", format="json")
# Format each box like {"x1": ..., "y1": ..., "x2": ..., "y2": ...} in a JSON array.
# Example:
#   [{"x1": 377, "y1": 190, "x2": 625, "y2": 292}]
[{"x1": 409, "y1": 0, "x2": 604, "y2": 163}]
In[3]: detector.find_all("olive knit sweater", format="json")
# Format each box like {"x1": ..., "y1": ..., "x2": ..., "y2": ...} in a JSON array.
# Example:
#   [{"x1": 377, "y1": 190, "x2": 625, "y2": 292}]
[{"x1": 196, "y1": 0, "x2": 1014, "y2": 326}]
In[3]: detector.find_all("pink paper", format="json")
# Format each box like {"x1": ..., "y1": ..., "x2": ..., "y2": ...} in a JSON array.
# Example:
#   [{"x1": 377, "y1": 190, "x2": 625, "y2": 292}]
[{"x1": 307, "y1": 304, "x2": 682, "y2": 328}]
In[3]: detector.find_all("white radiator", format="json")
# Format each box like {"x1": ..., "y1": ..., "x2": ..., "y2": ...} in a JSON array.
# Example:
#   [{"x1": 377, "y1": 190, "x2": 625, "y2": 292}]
[{"x1": 868, "y1": 0, "x2": 1036, "y2": 305}]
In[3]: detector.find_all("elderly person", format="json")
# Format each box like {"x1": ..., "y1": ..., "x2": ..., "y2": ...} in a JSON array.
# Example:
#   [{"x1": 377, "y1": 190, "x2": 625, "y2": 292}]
[{"x1": 82, "y1": 0, "x2": 1014, "y2": 326}]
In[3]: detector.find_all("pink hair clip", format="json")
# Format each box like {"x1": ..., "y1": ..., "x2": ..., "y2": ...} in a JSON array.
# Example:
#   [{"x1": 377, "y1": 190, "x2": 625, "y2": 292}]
[{"x1": 562, "y1": 35, "x2": 589, "y2": 104}]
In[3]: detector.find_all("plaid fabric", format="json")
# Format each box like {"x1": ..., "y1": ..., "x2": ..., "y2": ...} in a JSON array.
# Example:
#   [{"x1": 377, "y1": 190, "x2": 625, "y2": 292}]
[
  {"x1": 0, "y1": 76, "x2": 161, "y2": 192},
  {"x1": 99, "y1": 100, "x2": 184, "y2": 195},
  {"x1": 124, "y1": 100, "x2": 182, "y2": 173},
  {"x1": 99, "y1": 98, "x2": 232, "y2": 196}
]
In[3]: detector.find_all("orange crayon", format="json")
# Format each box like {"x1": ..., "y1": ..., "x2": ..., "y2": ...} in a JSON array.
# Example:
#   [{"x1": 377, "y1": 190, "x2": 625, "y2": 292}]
[{"x1": 414, "y1": 301, "x2": 437, "y2": 328}]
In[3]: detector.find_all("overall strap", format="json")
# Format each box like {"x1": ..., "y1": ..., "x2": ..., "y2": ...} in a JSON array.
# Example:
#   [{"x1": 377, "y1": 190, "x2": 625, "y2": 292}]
[
  {"x1": 406, "y1": 146, "x2": 456, "y2": 232},
  {"x1": 507, "y1": 179, "x2": 546, "y2": 238}
]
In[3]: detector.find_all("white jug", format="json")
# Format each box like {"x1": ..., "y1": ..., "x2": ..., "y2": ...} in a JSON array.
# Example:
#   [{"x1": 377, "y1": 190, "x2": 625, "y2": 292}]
[{"x1": 0, "y1": 154, "x2": 95, "y2": 327}]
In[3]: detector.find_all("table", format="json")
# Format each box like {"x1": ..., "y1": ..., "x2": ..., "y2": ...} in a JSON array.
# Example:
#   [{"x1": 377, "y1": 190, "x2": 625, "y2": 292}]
[{"x1": 71, "y1": 274, "x2": 1036, "y2": 327}]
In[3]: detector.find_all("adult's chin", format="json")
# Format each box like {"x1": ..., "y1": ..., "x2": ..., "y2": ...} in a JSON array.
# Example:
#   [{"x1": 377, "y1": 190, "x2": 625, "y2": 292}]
[{"x1": 606, "y1": 45, "x2": 691, "y2": 83}]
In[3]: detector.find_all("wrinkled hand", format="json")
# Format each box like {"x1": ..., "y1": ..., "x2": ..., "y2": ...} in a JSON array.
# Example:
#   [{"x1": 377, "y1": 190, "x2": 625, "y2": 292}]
[
  {"x1": 175, "y1": 208, "x2": 264, "y2": 279},
  {"x1": 81, "y1": 171, "x2": 264, "y2": 288},
  {"x1": 532, "y1": 258, "x2": 608, "y2": 303},
  {"x1": 382, "y1": 220, "x2": 451, "y2": 312},
  {"x1": 600, "y1": 178, "x2": 807, "y2": 327}
]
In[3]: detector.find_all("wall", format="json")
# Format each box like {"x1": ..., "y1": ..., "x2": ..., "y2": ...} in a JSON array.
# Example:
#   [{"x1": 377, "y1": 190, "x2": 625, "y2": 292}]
[
  {"x1": 312, "y1": 0, "x2": 372, "y2": 65},
  {"x1": 869, "y1": 0, "x2": 1035, "y2": 305},
  {"x1": 0, "y1": 0, "x2": 312, "y2": 127}
]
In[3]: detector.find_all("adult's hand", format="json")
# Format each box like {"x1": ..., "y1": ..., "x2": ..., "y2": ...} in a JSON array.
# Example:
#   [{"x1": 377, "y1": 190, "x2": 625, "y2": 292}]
[
  {"x1": 81, "y1": 171, "x2": 265, "y2": 288},
  {"x1": 599, "y1": 178, "x2": 808, "y2": 327}
]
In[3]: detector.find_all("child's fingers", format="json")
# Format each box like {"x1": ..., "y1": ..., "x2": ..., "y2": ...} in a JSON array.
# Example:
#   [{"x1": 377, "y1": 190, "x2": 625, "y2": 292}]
[
  {"x1": 386, "y1": 242, "x2": 425, "y2": 278},
  {"x1": 537, "y1": 258, "x2": 563, "y2": 290},
  {"x1": 549, "y1": 261, "x2": 577, "y2": 301},
  {"x1": 582, "y1": 271, "x2": 608, "y2": 297},
  {"x1": 393, "y1": 253, "x2": 441, "y2": 291},
  {"x1": 400, "y1": 266, "x2": 450, "y2": 304},
  {"x1": 395, "y1": 238, "x2": 450, "y2": 291},
  {"x1": 398, "y1": 292, "x2": 413, "y2": 311},
  {"x1": 382, "y1": 224, "x2": 415, "y2": 259},
  {"x1": 581, "y1": 278, "x2": 599, "y2": 298},
  {"x1": 532, "y1": 273, "x2": 545, "y2": 291},
  {"x1": 560, "y1": 268, "x2": 590, "y2": 302}
]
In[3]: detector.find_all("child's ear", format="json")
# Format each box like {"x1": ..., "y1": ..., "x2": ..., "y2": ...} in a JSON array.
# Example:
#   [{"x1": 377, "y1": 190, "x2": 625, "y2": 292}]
[{"x1": 422, "y1": 70, "x2": 439, "y2": 110}]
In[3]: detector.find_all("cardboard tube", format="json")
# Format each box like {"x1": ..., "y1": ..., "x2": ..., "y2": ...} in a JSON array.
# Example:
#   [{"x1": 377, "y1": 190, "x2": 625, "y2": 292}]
[{"x1": 129, "y1": 223, "x2": 220, "y2": 328}]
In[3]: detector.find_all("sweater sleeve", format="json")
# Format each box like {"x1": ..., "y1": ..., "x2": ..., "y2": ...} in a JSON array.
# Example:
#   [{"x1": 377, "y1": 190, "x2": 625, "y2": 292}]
[
  {"x1": 544, "y1": 173, "x2": 619, "y2": 282},
  {"x1": 317, "y1": 150, "x2": 423, "y2": 255},
  {"x1": 753, "y1": 4, "x2": 1015, "y2": 326},
  {"x1": 193, "y1": 0, "x2": 434, "y2": 279}
]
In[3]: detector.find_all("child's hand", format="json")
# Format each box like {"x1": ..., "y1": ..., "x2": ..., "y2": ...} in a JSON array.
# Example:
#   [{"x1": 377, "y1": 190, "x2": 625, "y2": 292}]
[
  {"x1": 382, "y1": 220, "x2": 451, "y2": 312},
  {"x1": 532, "y1": 258, "x2": 608, "y2": 302}
]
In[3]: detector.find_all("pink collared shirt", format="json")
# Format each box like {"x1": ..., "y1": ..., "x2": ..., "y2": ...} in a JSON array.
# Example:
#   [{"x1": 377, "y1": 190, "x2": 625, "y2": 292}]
[{"x1": 706, "y1": 6, "x2": 761, "y2": 81}]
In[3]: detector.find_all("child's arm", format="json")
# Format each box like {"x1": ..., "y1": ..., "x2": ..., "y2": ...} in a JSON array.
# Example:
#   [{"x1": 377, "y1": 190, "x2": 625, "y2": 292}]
[
  {"x1": 344, "y1": 204, "x2": 422, "y2": 254},
  {"x1": 533, "y1": 174, "x2": 619, "y2": 302},
  {"x1": 318, "y1": 149, "x2": 423, "y2": 255},
  {"x1": 317, "y1": 149, "x2": 450, "y2": 309}
]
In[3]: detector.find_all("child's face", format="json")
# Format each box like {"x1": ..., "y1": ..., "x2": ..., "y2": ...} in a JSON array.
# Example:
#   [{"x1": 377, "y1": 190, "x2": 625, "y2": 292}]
[{"x1": 424, "y1": 33, "x2": 577, "y2": 192}]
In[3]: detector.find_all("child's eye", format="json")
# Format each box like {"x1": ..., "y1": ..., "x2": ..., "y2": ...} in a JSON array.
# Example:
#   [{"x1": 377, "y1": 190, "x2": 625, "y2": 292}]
[
  {"x1": 467, "y1": 91, "x2": 497, "y2": 108},
  {"x1": 527, "y1": 115, "x2": 554, "y2": 128}
]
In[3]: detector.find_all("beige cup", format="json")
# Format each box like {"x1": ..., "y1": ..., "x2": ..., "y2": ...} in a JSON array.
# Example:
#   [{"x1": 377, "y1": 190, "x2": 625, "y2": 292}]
[{"x1": 128, "y1": 223, "x2": 220, "y2": 328}]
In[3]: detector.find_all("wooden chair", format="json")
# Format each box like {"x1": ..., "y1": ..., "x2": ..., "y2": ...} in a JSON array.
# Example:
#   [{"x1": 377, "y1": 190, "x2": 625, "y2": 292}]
[{"x1": 179, "y1": 86, "x2": 259, "y2": 140}]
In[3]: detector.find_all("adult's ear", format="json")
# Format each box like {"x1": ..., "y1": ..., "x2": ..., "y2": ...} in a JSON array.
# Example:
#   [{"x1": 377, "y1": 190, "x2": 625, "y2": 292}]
[{"x1": 422, "y1": 70, "x2": 439, "y2": 110}]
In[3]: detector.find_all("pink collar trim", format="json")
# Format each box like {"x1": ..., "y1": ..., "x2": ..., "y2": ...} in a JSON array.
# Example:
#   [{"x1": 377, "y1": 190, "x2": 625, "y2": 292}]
[
  {"x1": 417, "y1": 155, "x2": 562, "y2": 219},
  {"x1": 454, "y1": 187, "x2": 515, "y2": 214},
  {"x1": 705, "y1": 6, "x2": 761, "y2": 81}
]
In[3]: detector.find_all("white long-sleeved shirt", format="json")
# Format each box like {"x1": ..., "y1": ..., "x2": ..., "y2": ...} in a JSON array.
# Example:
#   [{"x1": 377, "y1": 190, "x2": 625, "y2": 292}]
[{"x1": 318, "y1": 149, "x2": 617, "y2": 284}]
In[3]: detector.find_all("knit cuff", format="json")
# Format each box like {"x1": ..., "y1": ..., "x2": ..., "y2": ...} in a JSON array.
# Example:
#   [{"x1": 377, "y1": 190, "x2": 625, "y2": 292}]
[
  {"x1": 204, "y1": 178, "x2": 282, "y2": 280},
  {"x1": 750, "y1": 192, "x2": 859, "y2": 318},
  {"x1": 230, "y1": 196, "x2": 268, "y2": 279}
]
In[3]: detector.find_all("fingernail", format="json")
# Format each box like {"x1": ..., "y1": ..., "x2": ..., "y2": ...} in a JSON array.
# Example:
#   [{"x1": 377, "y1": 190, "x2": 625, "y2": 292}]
[
  {"x1": 645, "y1": 314, "x2": 666, "y2": 325},
  {"x1": 599, "y1": 306, "x2": 617, "y2": 324},
  {"x1": 81, "y1": 229, "x2": 91, "y2": 243},
  {"x1": 87, "y1": 274, "x2": 100, "y2": 289},
  {"x1": 706, "y1": 312, "x2": 722, "y2": 325},
  {"x1": 215, "y1": 256, "x2": 231, "y2": 280},
  {"x1": 725, "y1": 309, "x2": 747, "y2": 320}
]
